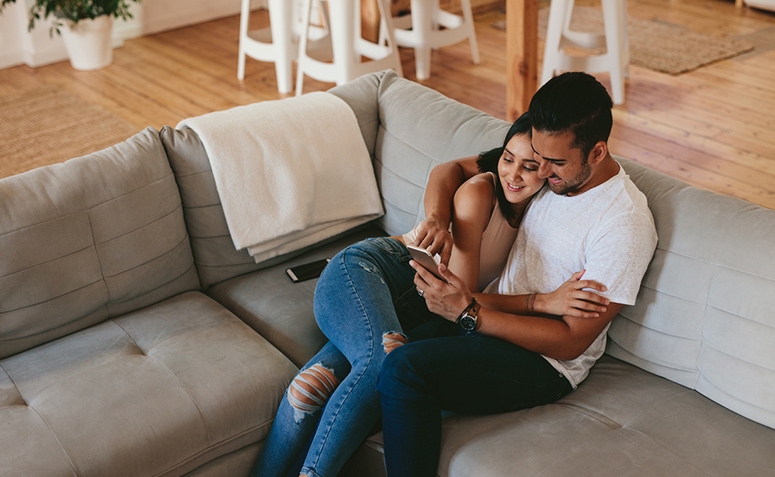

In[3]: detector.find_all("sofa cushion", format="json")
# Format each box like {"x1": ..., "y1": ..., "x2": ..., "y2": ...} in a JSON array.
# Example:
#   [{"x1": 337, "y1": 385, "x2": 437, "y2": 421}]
[
  {"x1": 344, "y1": 356, "x2": 775, "y2": 477},
  {"x1": 160, "y1": 75, "x2": 382, "y2": 290},
  {"x1": 613, "y1": 158, "x2": 775, "y2": 429},
  {"x1": 0, "y1": 291, "x2": 297, "y2": 476},
  {"x1": 207, "y1": 226, "x2": 384, "y2": 368},
  {"x1": 368, "y1": 70, "x2": 510, "y2": 236},
  {"x1": 0, "y1": 128, "x2": 200, "y2": 359},
  {"x1": 162, "y1": 70, "x2": 511, "y2": 289}
]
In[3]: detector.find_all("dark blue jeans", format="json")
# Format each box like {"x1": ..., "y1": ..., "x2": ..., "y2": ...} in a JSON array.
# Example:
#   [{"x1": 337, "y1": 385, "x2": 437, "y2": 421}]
[{"x1": 378, "y1": 319, "x2": 574, "y2": 477}]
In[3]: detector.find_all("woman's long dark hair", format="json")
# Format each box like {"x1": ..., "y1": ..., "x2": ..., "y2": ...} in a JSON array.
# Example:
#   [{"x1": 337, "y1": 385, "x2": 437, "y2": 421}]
[{"x1": 476, "y1": 112, "x2": 532, "y2": 223}]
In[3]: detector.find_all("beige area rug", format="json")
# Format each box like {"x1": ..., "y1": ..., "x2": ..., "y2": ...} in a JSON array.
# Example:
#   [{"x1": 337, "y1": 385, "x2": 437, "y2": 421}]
[
  {"x1": 0, "y1": 86, "x2": 137, "y2": 178},
  {"x1": 495, "y1": 7, "x2": 756, "y2": 75}
]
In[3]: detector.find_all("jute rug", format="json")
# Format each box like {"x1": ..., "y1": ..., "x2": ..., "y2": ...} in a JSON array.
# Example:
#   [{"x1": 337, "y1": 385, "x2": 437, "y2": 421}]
[
  {"x1": 0, "y1": 86, "x2": 137, "y2": 178},
  {"x1": 495, "y1": 7, "x2": 756, "y2": 75}
]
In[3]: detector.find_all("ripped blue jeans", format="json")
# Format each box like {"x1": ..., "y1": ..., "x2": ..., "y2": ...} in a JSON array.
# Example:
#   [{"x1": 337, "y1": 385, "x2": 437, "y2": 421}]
[{"x1": 251, "y1": 237, "x2": 433, "y2": 477}]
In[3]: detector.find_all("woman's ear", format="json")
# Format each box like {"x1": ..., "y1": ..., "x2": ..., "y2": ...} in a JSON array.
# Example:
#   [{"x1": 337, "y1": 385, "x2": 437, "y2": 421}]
[{"x1": 588, "y1": 141, "x2": 608, "y2": 165}]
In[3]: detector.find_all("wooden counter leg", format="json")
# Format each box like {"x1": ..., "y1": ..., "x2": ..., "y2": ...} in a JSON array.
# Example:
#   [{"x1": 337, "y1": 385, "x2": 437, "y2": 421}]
[{"x1": 506, "y1": 0, "x2": 539, "y2": 121}]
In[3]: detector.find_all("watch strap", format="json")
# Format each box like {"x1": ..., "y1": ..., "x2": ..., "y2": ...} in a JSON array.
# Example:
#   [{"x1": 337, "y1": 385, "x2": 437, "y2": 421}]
[{"x1": 455, "y1": 297, "x2": 478, "y2": 325}]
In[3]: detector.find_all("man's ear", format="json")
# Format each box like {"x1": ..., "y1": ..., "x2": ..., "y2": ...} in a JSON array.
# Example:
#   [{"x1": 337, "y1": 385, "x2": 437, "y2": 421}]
[{"x1": 587, "y1": 141, "x2": 608, "y2": 165}]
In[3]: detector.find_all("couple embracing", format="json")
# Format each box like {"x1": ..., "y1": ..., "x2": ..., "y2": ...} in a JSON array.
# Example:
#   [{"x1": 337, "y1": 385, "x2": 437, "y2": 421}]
[{"x1": 253, "y1": 72, "x2": 658, "y2": 477}]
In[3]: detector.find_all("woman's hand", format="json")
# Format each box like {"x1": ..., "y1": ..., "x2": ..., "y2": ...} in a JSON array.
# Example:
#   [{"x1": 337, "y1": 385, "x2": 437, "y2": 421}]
[
  {"x1": 410, "y1": 261, "x2": 471, "y2": 322},
  {"x1": 412, "y1": 215, "x2": 454, "y2": 265},
  {"x1": 535, "y1": 270, "x2": 610, "y2": 318}
]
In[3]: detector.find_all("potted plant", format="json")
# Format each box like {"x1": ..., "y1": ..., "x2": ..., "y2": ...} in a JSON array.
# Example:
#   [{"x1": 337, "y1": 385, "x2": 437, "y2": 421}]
[{"x1": 0, "y1": 0, "x2": 140, "y2": 70}]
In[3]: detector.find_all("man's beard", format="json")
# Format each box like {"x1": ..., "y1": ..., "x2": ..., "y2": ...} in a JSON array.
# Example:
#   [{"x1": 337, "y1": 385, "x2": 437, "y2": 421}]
[{"x1": 549, "y1": 157, "x2": 592, "y2": 195}]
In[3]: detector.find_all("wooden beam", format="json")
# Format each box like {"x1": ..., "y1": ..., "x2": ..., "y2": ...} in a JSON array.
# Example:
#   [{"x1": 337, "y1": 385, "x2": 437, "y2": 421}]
[{"x1": 506, "y1": 0, "x2": 539, "y2": 121}]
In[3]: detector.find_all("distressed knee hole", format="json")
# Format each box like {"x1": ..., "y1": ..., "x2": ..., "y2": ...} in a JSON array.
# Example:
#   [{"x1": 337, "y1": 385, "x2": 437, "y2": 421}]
[
  {"x1": 288, "y1": 364, "x2": 339, "y2": 421},
  {"x1": 358, "y1": 261, "x2": 378, "y2": 273},
  {"x1": 358, "y1": 261, "x2": 386, "y2": 285},
  {"x1": 383, "y1": 332, "x2": 408, "y2": 355}
]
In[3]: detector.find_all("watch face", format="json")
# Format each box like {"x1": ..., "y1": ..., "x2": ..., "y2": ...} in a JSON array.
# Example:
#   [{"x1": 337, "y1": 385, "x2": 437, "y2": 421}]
[{"x1": 460, "y1": 314, "x2": 476, "y2": 331}]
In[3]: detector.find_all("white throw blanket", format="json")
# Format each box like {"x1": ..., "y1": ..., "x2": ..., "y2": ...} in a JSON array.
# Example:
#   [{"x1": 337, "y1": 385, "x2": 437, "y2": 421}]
[{"x1": 178, "y1": 92, "x2": 384, "y2": 263}]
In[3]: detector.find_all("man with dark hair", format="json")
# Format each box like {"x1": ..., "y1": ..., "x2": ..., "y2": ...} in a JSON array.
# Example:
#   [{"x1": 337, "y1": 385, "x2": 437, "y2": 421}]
[{"x1": 377, "y1": 72, "x2": 658, "y2": 476}]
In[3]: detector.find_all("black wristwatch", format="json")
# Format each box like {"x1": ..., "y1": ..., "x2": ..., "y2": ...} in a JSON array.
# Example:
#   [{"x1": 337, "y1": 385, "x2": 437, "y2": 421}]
[{"x1": 456, "y1": 298, "x2": 480, "y2": 331}]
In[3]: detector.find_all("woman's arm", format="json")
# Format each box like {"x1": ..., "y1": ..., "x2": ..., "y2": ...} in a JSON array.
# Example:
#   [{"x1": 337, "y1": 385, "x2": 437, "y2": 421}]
[
  {"x1": 412, "y1": 156, "x2": 482, "y2": 265},
  {"x1": 446, "y1": 174, "x2": 498, "y2": 292}
]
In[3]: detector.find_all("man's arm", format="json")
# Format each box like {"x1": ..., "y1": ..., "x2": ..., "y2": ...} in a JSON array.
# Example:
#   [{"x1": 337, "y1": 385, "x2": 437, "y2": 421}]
[
  {"x1": 474, "y1": 301, "x2": 623, "y2": 361},
  {"x1": 412, "y1": 157, "x2": 481, "y2": 264},
  {"x1": 413, "y1": 262, "x2": 618, "y2": 361},
  {"x1": 474, "y1": 270, "x2": 609, "y2": 319}
]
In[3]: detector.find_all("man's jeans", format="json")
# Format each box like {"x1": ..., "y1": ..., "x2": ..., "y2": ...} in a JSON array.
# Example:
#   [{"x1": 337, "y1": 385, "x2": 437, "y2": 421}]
[
  {"x1": 252, "y1": 237, "x2": 432, "y2": 477},
  {"x1": 377, "y1": 311, "x2": 574, "y2": 477}
]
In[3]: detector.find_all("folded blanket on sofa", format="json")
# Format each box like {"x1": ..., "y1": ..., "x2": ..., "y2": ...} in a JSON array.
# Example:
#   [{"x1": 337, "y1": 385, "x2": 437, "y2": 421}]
[{"x1": 178, "y1": 92, "x2": 384, "y2": 263}]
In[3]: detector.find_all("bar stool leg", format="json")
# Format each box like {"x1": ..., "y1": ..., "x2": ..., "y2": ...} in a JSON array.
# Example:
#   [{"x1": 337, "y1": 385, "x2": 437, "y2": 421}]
[
  {"x1": 541, "y1": 0, "x2": 570, "y2": 85},
  {"x1": 296, "y1": 0, "x2": 314, "y2": 96},
  {"x1": 460, "y1": 0, "x2": 480, "y2": 64},
  {"x1": 411, "y1": 0, "x2": 434, "y2": 80},
  {"x1": 269, "y1": 0, "x2": 294, "y2": 94},
  {"x1": 619, "y1": 0, "x2": 630, "y2": 80},
  {"x1": 238, "y1": 0, "x2": 250, "y2": 80},
  {"x1": 602, "y1": 0, "x2": 624, "y2": 104},
  {"x1": 328, "y1": 0, "x2": 358, "y2": 85}
]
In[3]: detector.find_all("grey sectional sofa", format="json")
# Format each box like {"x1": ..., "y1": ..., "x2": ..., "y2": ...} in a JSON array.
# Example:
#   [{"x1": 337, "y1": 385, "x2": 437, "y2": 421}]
[{"x1": 1, "y1": 70, "x2": 773, "y2": 476}]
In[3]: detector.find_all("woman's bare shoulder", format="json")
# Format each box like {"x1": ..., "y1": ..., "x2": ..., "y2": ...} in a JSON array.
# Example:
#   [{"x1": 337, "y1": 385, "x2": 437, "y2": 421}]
[
  {"x1": 458, "y1": 172, "x2": 496, "y2": 197},
  {"x1": 454, "y1": 173, "x2": 497, "y2": 215}
]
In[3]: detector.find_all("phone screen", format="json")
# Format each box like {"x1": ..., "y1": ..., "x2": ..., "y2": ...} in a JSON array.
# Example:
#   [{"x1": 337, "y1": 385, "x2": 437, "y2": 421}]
[{"x1": 286, "y1": 258, "x2": 330, "y2": 283}]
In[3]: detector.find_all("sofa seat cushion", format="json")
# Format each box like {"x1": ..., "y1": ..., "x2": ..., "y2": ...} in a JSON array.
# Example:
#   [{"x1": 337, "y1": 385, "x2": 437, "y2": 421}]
[
  {"x1": 0, "y1": 291, "x2": 297, "y2": 477},
  {"x1": 344, "y1": 355, "x2": 775, "y2": 477},
  {"x1": 207, "y1": 225, "x2": 384, "y2": 368}
]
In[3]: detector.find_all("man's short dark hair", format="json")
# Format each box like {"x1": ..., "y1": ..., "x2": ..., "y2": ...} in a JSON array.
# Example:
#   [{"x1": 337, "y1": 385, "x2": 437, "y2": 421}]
[{"x1": 528, "y1": 72, "x2": 613, "y2": 157}]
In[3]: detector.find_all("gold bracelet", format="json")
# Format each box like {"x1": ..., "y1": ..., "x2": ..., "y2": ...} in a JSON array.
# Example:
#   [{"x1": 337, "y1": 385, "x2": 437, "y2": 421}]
[{"x1": 528, "y1": 293, "x2": 536, "y2": 313}]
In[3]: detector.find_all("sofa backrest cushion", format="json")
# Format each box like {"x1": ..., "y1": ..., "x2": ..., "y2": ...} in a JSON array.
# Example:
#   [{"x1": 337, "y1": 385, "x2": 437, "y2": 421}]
[
  {"x1": 367, "y1": 70, "x2": 510, "y2": 235},
  {"x1": 0, "y1": 128, "x2": 200, "y2": 359},
  {"x1": 163, "y1": 70, "x2": 508, "y2": 289},
  {"x1": 160, "y1": 74, "x2": 382, "y2": 289},
  {"x1": 613, "y1": 157, "x2": 775, "y2": 430}
]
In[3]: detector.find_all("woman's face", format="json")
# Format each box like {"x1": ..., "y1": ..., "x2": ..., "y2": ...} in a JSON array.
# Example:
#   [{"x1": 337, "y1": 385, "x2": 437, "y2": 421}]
[{"x1": 497, "y1": 133, "x2": 545, "y2": 206}]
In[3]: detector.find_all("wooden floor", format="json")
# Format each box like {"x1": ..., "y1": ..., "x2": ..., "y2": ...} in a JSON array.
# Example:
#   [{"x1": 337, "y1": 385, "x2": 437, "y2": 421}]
[{"x1": 1, "y1": 0, "x2": 775, "y2": 209}]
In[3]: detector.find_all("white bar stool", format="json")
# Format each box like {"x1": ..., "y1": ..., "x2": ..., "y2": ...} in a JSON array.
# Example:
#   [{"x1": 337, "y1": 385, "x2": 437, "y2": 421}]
[
  {"x1": 541, "y1": 0, "x2": 629, "y2": 104},
  {"x1": 387, "y1": 0, "x2": 480, "y2": 81},
  {"x1": 238, "y1": 0, "x2": 329, "y2": 94},
  {"x1": 296, "y1": 0, "x2": 403, "y2": 95}
]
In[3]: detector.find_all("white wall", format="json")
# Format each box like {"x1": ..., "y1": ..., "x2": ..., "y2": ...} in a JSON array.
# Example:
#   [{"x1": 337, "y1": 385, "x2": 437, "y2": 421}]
[
  {"x1": 0, "y1": 0, "x2": 70, "y2": 69},
  {"x1": 0, "y1": 0, "x2": 261, "y2": 70}
]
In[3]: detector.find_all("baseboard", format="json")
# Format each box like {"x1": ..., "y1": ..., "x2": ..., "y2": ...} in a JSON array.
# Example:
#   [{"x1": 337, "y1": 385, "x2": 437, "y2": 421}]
[{"x1": 141, "y1": 0, "x2": 242, "y2": 35}]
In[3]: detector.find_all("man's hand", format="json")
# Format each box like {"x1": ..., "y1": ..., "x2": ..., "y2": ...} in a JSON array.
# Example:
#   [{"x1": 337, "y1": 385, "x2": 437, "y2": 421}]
[
  {"x1": 411, "y1": 260, "x2": 470, "y2": 322},
  {"x1": 536, "y1": 270, "x2": 610, "y2": 318},
  {"x1": 412, "y1": 215, "x2": 454, "y2": 265}
]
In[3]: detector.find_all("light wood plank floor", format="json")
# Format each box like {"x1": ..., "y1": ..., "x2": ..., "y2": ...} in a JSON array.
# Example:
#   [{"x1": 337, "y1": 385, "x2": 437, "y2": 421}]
[{"x1": 1, "y1": 0, "x2": 774, "y2": 209}]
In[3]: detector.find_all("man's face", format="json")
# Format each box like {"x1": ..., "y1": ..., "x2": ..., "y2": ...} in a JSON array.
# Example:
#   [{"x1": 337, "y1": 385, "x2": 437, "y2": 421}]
[{"x1": 530, "y1": 129, "x2": 593, "y2": 196}]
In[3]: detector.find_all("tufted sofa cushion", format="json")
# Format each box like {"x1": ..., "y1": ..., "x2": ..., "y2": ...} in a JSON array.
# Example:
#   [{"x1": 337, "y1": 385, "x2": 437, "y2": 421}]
[
  {"x1": 0, "y1": 292, "x2": 297, "y2": 476},
  {"x1": 0, "y1": 127, "x2": 200, "y2": 359},
  {"x1": 612, "y1": 158, "x2": 775, "y2": 429}
]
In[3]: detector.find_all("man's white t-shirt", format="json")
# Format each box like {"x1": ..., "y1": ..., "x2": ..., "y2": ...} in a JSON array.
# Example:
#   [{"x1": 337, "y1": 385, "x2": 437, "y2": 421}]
[{"x1": 490, "y1": 163, "x2": 657, "y2": 388}]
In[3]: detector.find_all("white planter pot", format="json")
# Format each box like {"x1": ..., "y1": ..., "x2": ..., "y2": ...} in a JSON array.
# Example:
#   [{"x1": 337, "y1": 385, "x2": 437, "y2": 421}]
[{"x1": 60, "y1": 16, "x2": 114, "y2": 71}]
